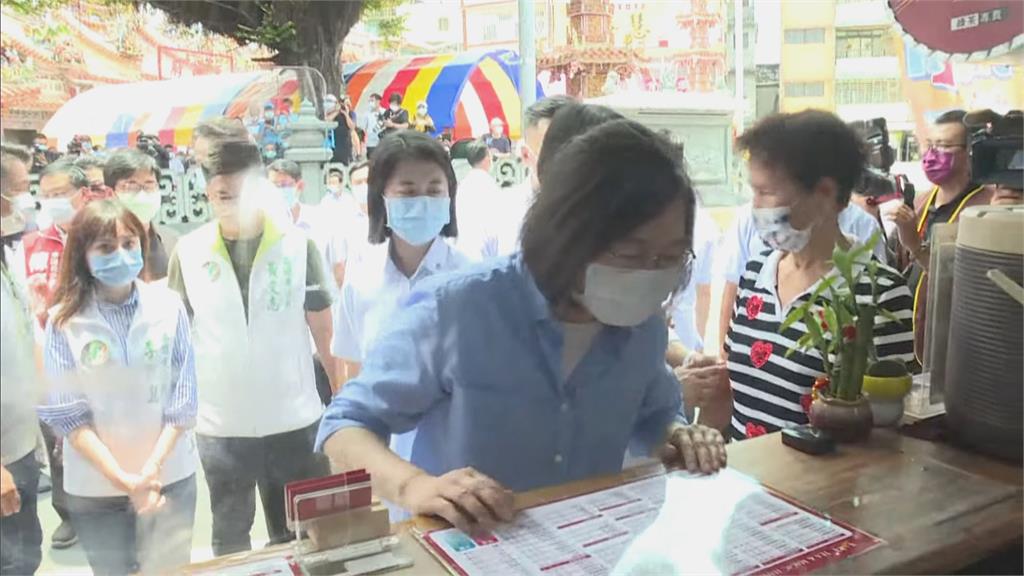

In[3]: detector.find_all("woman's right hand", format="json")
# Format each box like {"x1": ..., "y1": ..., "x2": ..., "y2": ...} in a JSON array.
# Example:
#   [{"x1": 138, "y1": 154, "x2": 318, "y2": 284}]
[
  {"x1": 400, "y1": 468, "x2": 515, "y2": 536},
  {"x1": 119, "y1": 472, "x2": 164, "y2": 514}
]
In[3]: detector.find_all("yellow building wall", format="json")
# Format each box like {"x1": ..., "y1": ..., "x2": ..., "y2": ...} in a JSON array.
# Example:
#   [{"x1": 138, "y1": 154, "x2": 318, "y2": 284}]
[{"x1": 780, "y1": 0, "x2": 835, "y2": 113}]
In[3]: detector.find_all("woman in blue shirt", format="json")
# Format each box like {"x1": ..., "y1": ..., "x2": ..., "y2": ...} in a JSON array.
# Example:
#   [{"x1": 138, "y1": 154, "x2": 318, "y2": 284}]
[{"x1": 317, "y1": 112, "x2": 726, "y2": 536}]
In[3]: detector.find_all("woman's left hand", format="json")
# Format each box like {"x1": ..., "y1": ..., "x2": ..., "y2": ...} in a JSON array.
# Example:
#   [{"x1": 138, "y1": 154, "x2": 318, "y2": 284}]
[{"x1": 660, "y1": 424, "x2": 727, "y2": 474}]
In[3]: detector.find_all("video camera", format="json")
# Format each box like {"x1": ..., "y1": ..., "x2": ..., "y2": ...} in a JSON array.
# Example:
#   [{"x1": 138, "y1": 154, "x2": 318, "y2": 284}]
[
  {"x1": 137, "y1": 133, "x2": 170, "y2": 169},
  {"x1": 965, "y1": 109, "x2": 1023, "y2": 191},
  {"x1": 848, "y1": 118, "x2": 916, "y2": 208}
]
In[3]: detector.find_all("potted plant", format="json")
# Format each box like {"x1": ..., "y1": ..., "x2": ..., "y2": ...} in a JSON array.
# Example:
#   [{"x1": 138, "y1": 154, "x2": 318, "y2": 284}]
[{"x1": 780, "y1": 233, "x2": 904, "y2": 442}]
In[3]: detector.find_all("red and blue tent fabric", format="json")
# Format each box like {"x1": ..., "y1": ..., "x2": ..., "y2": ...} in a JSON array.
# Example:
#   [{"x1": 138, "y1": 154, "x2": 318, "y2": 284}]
[
  {"x1": 343, "y1": 50, "x2": 544, "y2": 140},
  {"x1": 43, "y1": 71, "x2": 301, "y2": 150}
]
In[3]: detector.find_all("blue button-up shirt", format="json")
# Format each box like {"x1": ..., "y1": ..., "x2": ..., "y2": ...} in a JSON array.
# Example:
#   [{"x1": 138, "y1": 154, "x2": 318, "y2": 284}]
[{"x1": 316, "y1": 255, "x2": 683, "y2": 493}]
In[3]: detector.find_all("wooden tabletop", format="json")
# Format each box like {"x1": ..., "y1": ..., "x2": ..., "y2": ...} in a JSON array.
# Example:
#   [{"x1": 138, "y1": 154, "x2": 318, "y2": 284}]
[{"x1": 185, "y1": 429, "x2": 1023, "y2": 575}]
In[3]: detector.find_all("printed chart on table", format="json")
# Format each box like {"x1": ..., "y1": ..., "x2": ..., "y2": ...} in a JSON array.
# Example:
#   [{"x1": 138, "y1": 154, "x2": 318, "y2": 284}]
[{"x1": 418, "y1": 469, "x2": 883, "y2": 576}]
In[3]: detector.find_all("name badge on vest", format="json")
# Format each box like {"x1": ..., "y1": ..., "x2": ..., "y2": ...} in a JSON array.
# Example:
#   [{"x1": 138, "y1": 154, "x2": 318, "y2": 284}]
[
  {"x1": 81, "y1": 340, "x2": 110, "y2": 368},
  {"x1": 202, "y1": 261, "x2": 221, "y2": 282},
  {"x1": 266, "y1": 258, "x2": 294, "y2": 312}
]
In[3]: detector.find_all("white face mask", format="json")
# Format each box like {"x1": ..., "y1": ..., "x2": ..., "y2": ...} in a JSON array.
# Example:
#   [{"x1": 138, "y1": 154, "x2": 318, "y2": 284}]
[
  {"x1": 390, "y1": 104, "x2": 400, "y2": 112},
  {"x1": 581, "y1": 263, "x2": 684, "y2": 327},
  {"x1": 9, "y1": 193, "x2": 38, "y2": 228},
  {"x1": 39, "y1": 197, "x2": 76, "y2": 227},
  {"x1": 751, "y1": 204, "x2": 815, "y2": 253}
]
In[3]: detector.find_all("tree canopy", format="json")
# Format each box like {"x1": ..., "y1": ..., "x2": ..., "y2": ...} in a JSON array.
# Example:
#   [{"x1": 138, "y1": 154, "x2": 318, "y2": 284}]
[{"x1": 145, "y1": 0, "x2": 371, "y2": 96}]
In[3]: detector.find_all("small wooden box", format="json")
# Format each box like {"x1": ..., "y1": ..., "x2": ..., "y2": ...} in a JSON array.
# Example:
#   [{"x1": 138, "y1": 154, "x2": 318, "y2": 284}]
[{"x1": 306, "y1": 503, "x2": 392, "y2": 551}]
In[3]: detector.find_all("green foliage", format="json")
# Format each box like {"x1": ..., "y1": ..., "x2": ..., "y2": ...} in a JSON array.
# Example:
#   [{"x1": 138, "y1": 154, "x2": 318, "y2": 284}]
[
  {"x1": 3, "y1": 0, "x2": 67, "y2": 14},
  {"x1": 362, "y1": 0, "x2": 408, "y2": 51},
  {"x1": 779, "y1": 231, "x2": 893, "y2": 401},
  {"x1": 235, "y1": 2, "x2": 298, "y2": 53}
]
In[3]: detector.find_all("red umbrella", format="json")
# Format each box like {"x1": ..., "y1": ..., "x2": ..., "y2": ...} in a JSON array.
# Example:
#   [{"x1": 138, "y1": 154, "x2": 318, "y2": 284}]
[{"x1": 888, "y1": 0, "x2": 1023, "y2": 60}]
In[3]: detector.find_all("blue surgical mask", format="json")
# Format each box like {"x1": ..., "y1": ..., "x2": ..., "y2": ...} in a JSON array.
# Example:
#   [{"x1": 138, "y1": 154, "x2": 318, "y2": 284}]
[
  {"x1": 279, "y1": 186, "x2": 298, "y2": 207},
  {"x1": 89, "y1": 247, "x2": 144, "y2": 287},
  {"x1": 385, "y1": 196, "x2": 450, "y2": 246}
]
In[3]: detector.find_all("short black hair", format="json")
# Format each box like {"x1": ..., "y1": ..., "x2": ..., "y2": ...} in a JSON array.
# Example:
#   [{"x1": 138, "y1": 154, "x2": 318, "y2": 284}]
[
  {"x1": 388, "y1": 92, "x2": 402, "y2": 105},
  {"x1": 348, "y1": 161, "x2": 369, "y2": 177},
  {"x1": 267, "y1": 158, "x2": 303, "y2": 181},
  {"x1": 103, "y1": 149, "x2": 159, "y2": 188},
  {"x1": 537, "y1": 103, "x2": 624, "y2": 182},
  {"x1": 40, "y1": 159, "x2": 89, "y2": 189},
  {"x1": 0, "y1": 142, "x2": 31, "y2": 191},
  {"x1": 465, "y1": 139, "x2": 489, "y2": 167},
  {"x1": 737, "y1": 109, "x2": 865, "y2": 208},
  {"x1": 203, "y1": 140, "x2": 264, "y2": 179},
  {"x1": 935, "y1": 109, "x2": 967, "y2": 125},
  {"x1": 524, "y1": 95, "x2": 576, "y2": 128},
  {"x1": 367, "y1": 130, "x2": 457, "y2": 244},
  {"x1": 370, "y1": 93, "x2": 382, "y2": 101},
  {"x1": 193, "y1": 117, "x2": 249, "y2": 144},
  {"x1": 522, "y1": 119, "x2": 695, "y2": 304}
]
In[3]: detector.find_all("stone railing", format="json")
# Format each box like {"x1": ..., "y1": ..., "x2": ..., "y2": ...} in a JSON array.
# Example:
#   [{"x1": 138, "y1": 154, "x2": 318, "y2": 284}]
[{"x1": 26, "y1": 157, "x2": 529, "y2": 230}]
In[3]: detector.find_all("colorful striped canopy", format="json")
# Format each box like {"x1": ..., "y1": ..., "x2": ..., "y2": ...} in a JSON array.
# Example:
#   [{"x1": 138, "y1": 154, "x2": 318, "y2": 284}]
[
  {"x1": 42, "y1": 71, "x2": 300, "y2": 150},
  {"x1": 344, "y1": 50, "x2": 543, "y2": 140}
]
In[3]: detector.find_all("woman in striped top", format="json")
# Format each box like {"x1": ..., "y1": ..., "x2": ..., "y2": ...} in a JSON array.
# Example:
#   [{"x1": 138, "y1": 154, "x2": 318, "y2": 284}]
[
  {"x1": 723, "y1": 111, "x2": 915, "y2": 441},
  {"x1": 38, "y1": 201, "x2": 198, "y2": 574}
]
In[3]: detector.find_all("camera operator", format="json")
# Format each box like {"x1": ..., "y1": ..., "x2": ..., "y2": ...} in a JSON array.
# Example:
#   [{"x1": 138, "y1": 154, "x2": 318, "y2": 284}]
[
  {"x1": 964, "y1": 109, "x2": 1023, "y2": 206},
  {"x1": 136, "y1": 132, "x2": 171, "y2": 170},
  {"x1": 885, "y1": 110, "x2": 993, "y2": 361}
]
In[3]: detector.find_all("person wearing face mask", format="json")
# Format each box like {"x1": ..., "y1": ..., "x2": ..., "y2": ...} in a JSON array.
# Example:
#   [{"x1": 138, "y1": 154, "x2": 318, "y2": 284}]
[
  {"x1": 22, "y1": 161, "x2": 91, "y2": 329},
  {"x1": 318, "y1": 113, "x2": 726, "y2": 536},
  {"x1": 380, "y1": 92, "x2": 410, "y2": 141},
  {"x1": 359, "y1": 93, "x2": 384, "y2": 159},
  {"x1": 884, "y1": 110, "x2": 992, "y2": 361},
  {"x1": 166, "y1": 140, "x2": 333, "y2": 556},
  {"x1": 104, "y1": 149, "x2": 178, "y2": 282},
  {"x1": 325, "y1": 94, "x2": 356, "y2": 165},
  {"x1": 716, "y1": 197, "x2": 885, "y2": 358},
  {"x1": 721, "y1": 110, "x2": 915, "y2": 441},
  {"x1": 324, "y1": 162, "x2": 371, "y2": 296},
  {"x1": 412, "y1": 101, "x2": 435, "y2": 134},
  {"x1": 1, "y1": 143, "x2": 44, "y2": 576},
  {"x1": 38, "y1": 200, "x2": 198, "y2": 575},
  {"x1": 332, "y1": 132, "x2": 469, "y2": 395}
]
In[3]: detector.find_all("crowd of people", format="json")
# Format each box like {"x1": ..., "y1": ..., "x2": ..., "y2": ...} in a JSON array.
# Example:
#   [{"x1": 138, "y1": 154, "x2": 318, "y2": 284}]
[{"x1": 1, "y1": 94, "x2": 1019, "y2": 574}]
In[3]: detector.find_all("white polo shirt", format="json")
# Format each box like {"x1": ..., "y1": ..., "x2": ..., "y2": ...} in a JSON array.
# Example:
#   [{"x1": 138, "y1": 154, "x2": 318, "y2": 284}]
[
  {"x1": 455, "y1": 168, "x2": 503, "y2": 261},
  {"x1": 722, "y1": 203, "x2": 885, "y2": 284},
  {"x1": 332, "y1": 237, "x2": 470, "y2": 362}
]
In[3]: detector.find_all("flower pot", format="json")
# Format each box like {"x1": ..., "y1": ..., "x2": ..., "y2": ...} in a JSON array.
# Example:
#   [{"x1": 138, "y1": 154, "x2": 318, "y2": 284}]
[
  {"x1": 861, "y1": 360, "x2": 912, "y2": 427},
  {"x1": 808, "y1": 394, "x2": 873, "y2": 442}
]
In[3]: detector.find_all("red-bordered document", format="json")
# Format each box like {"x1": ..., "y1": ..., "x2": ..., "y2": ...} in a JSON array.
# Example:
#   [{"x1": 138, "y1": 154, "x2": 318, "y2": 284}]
[{"x1": 416, "y1": 469, "x2": 882, "y2": 576}]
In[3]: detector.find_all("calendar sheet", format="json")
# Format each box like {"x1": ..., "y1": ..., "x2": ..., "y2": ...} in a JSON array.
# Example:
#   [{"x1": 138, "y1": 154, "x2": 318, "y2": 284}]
[{"x1": 417, "y1": 469, "x2": 882, "y2": 576}]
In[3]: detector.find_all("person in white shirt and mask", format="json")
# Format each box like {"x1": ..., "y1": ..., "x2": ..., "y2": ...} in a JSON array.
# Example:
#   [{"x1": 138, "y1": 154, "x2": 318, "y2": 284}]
[
  {"x1": 455, "y1": 140, "x2": 502, "y2": 261},
  {"x1": 333, "y1": 131, "x2": 469, "y2": 385}
]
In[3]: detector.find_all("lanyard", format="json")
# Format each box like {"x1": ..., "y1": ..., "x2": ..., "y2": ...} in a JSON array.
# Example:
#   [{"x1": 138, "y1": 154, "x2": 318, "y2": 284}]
[{"x1": 916, "y1": 185, "x2": 985, "y2": 239}]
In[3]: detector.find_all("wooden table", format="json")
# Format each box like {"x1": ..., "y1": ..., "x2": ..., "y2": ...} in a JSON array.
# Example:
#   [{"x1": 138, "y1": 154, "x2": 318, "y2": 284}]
[{"x1": 185, "y1": 430, "x2": 1022, "y2": 575}]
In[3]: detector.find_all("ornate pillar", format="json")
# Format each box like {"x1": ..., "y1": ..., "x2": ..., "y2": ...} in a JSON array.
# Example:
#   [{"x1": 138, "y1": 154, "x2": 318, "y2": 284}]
[{"x1": 283, "y1": 100, "x2": 336, "y2": 204}]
